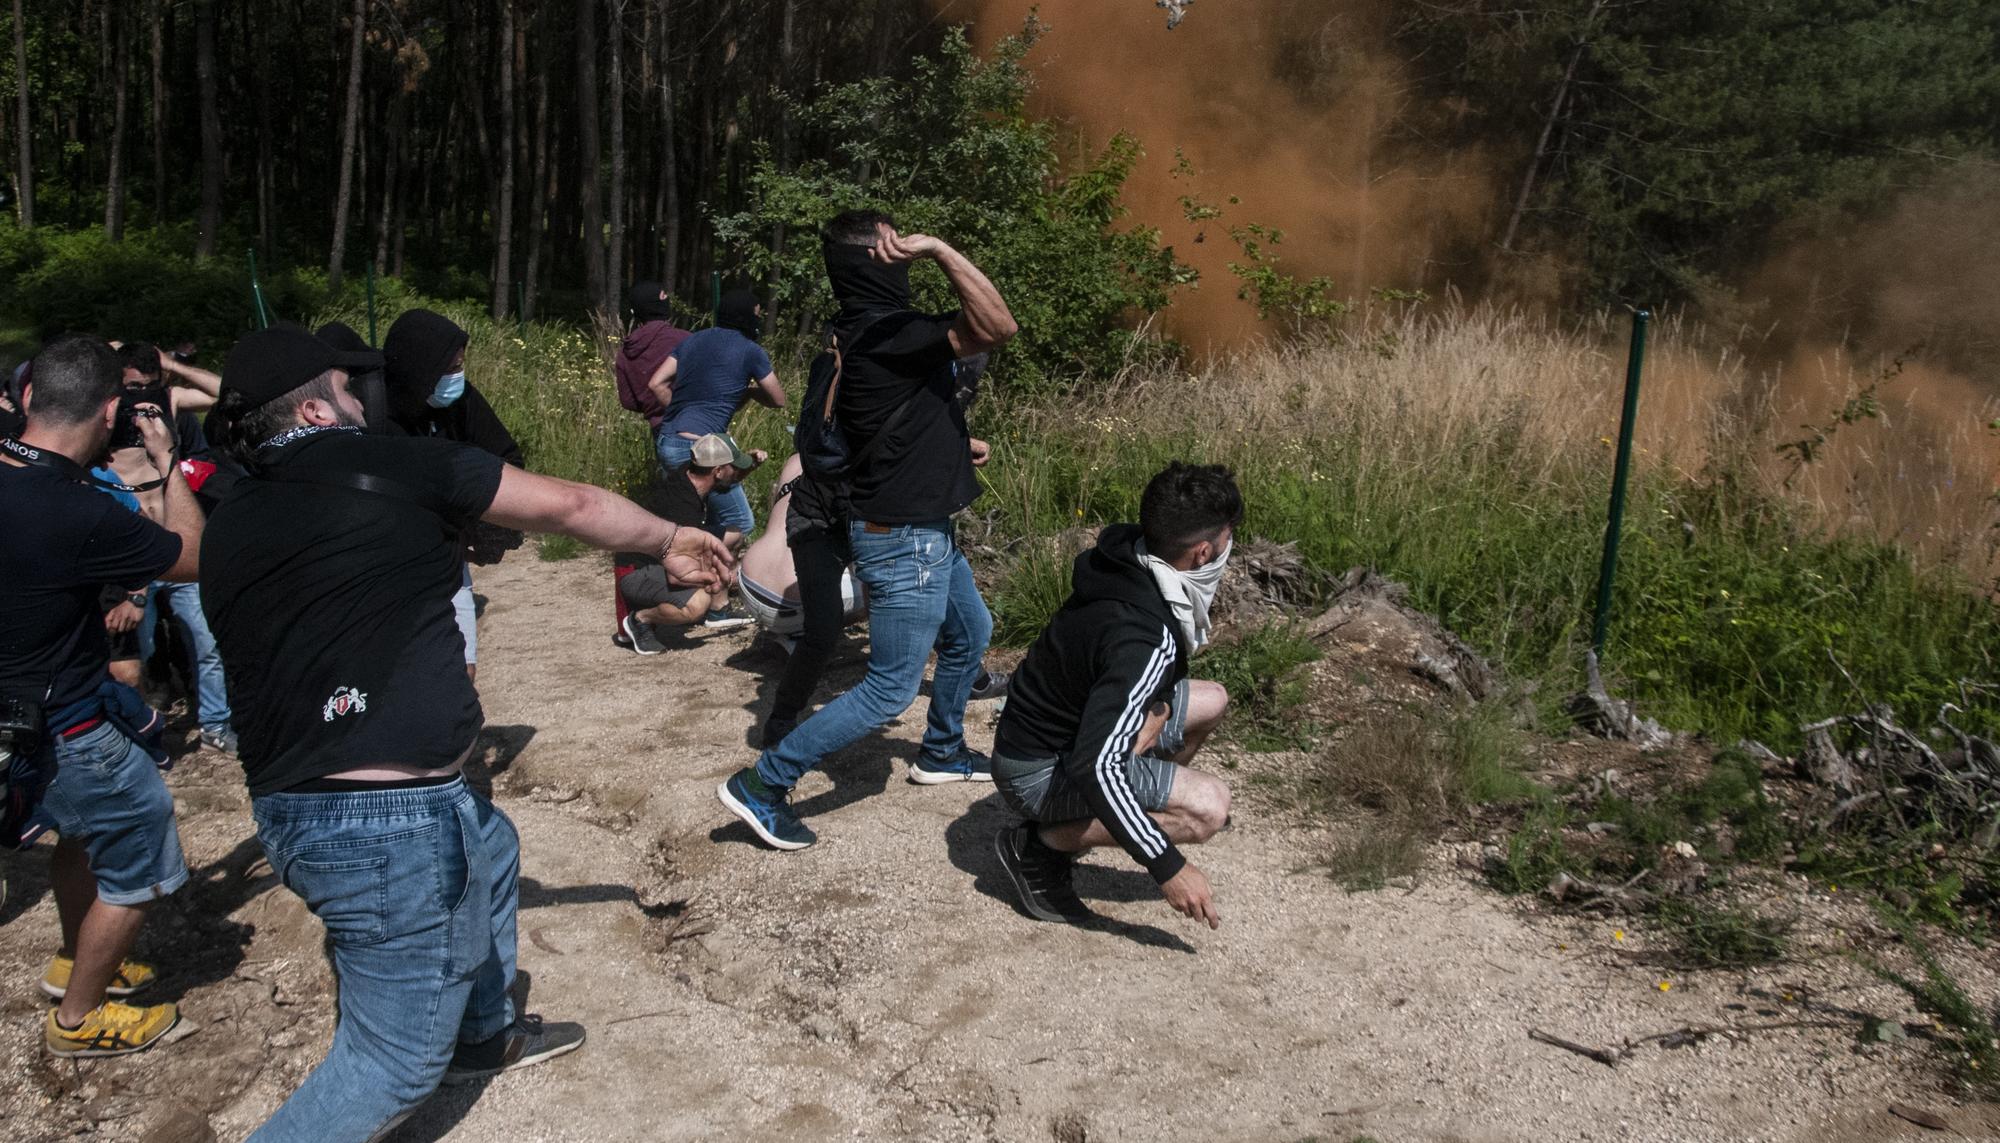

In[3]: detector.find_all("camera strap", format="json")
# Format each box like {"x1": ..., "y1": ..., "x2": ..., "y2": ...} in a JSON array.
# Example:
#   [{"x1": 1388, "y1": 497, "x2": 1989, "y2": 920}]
[{"x1": 0, "y1": 437, "x2": 164, "y2": 494}]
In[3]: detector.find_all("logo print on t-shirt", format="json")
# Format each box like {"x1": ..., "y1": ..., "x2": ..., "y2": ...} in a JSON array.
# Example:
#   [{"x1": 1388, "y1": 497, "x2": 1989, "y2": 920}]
[{"x1": 321, "y1": 686, "x2": 369, "y2": 723}]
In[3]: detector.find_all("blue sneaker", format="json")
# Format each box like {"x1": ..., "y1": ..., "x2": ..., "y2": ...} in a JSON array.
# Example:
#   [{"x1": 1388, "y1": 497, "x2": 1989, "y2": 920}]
[
  {"x1": 909, "y1": 746, "x2": 994, "y2": 785},
  {"x1": 717, "y1": 769, "x2": 816, "y2": 850}
]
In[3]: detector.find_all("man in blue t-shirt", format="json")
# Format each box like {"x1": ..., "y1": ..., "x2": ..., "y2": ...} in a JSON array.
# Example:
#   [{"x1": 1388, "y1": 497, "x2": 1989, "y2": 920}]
[
  {"x1": 0, "y1": 335, "x2": 204, "y2": 1057},
  {"x1": 645, "y1": 289, "x2": 785, "y2": 543}
]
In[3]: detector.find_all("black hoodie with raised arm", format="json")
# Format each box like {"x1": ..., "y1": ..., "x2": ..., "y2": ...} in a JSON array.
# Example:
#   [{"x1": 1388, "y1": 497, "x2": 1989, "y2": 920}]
[{"x1": 993, "y1": 524, "x2": 1191, "y2": 884}]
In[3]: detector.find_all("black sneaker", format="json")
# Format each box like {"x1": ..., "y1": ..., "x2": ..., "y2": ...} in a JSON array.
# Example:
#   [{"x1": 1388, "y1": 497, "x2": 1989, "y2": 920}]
[
  {"x1": 969, "y1": 668, "x2": 1010, "y2": 701},
  {"x1": 443, "y1": 1014, "x2": 585, "y2": 1084},
  {"x1": 622, "y1": 614, "x2": 667, "y2": 655},
  {"x1": 993, "y1": 823, "x2": 1091, "y2": 923}
]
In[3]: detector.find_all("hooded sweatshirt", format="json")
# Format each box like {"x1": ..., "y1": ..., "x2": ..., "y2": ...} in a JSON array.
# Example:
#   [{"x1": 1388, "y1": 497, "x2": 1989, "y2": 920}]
[
  {"x1": 993, "y1": 523, "x2": 1192, "y2": 884},
  {"x1": 616, "y1": 320, "x2": 691, "y2": 428},
  {"x1": 821, "y1": 240, "x2": 977, "y2": 524},
  {"x1": 381, "y1": 309, "x2": 524, "y2": 467}
]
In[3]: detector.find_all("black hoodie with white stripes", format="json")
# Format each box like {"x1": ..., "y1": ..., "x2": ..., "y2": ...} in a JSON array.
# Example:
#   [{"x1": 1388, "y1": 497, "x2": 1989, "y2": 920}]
[{"x1": 994, "y1": 523, "x2": 1191, "y2": 884}]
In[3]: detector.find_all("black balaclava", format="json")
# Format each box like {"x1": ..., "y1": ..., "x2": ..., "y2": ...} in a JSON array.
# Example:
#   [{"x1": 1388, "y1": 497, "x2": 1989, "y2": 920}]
[
  {"x1": 823, "y1": 240, "x2": 912, "y2": 322},
  {"x1": 628, "y1": 280, "x2": 674, "y2": 324},
  {"x1": 317, "y1": 320, "x2": 393, "y2": 433},
  {"x1": 716, "y1": 289, "x2": 763, "y2": 341},
  {"x1": 382, "y1": 308, "x2": 470, "y2": 423}
]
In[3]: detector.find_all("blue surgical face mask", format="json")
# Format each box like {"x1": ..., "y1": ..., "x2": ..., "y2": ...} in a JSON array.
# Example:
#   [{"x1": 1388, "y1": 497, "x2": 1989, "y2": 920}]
[{"x1": 427, "y1": 370, "x2": 467, "y2": 408}]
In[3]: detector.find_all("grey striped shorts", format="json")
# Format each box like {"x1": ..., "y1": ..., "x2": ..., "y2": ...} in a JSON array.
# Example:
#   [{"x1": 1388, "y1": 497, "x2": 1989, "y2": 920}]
[{"x1": 993, "y1": 678, "x2": 1186, "y2": 824}]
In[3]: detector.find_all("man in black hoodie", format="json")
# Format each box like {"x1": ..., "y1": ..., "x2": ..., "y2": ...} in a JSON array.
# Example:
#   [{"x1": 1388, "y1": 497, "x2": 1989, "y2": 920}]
[
  {"x1": 717, "y1": 210, "x2": 1017, "y2": 850},
  {"x1": 382, "y1": 309, "x2": 526, "y2": 681},
  {"x1": 990, "y1": 462, "x2": 1240, "y2": 929}
]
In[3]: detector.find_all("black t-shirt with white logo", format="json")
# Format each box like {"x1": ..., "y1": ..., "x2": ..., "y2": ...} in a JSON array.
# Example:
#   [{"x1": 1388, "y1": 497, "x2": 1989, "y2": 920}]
[
  {"x1": 200, "y1": 429, "x2": 505, "y2": 796},
  {"x1": 0, "y1": 461, "x2": 181, "y2": 718},
  {"x1": 837, "y1": 311, "x2": 979, "y2": 524}
]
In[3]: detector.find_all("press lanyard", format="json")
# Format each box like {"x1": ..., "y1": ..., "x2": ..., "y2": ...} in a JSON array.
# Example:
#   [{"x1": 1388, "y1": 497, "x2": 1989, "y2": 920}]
[{"x1": 0, "y1": 437, "x2": 166, "y2": 494}]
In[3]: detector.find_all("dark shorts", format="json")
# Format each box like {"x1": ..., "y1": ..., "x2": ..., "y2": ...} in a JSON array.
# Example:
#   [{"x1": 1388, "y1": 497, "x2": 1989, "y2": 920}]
[
  {"x1": 618, "y1": 565, "x2": 698, "y2": 610},
  {"x1": 993, "y1": 678, "x2": 1188, "y2": 824}
]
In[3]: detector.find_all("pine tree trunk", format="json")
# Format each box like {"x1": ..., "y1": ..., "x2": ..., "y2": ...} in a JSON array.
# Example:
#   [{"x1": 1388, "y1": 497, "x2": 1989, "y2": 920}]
[
  {"x1": 576, "y1": 0, "x2": 605, "y2": 313},
  {"x1": 254, "y1": 4, "x2": 273, "y2": 252},
  {"x1": 326, "y1": 0, "x2": 368, "y2": 288},
  {"x1": 147, "y1": 0, "x2": 164, "y2": 223},
  {"x1": 493, "y1": 0, "x2": 517, "y2": 319},
  {"x1": 12, "y1": 0, "x2": 33, "y2": 228},
  {"x1": 657, "y1": 0, "x2": 679, "y2": 287},
  {"x1": 524, "y1": 0, "x2": 552, "y2": 320},
  {"x1": 605, "y1": 0, "x2": 627, "y2": 306},
  {"x1": 376, "y1": 87, "x2": 404, "y2": 278},
  {"x1": 104, "y1": 3, "x2": 129, "y2": 239},
  {"x1": 193, "y1": 0, "x2": 222, "y2": 259}
]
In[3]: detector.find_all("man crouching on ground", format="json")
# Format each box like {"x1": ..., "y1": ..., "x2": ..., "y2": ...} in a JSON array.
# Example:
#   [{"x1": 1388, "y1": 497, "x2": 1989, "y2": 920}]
[
  {"x1": 199, "y1": 326, "x2": 732, "y2": 1143},
  {"x1": 990, "y1": 462, "x2": 1240, "y2": 928}
]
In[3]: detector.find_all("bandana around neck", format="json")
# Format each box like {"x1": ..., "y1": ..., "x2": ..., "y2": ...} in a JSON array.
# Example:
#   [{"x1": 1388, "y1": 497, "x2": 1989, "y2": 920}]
[
  {"x1": 260, "y1": 424, "x2": 361, "y2": 451},
  {"x1": 1138, "y1": 538, "x2": 1231, "y2": 650}
]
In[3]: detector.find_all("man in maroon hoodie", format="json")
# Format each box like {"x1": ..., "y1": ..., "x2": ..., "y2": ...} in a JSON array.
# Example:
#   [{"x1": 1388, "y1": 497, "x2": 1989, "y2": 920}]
[{"x1": 612, "y1": 281, "x2": 692, "y2": 645}]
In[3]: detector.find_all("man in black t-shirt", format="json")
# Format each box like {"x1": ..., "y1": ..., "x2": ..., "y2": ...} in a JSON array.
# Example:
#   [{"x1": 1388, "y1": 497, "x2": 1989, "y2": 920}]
[
  {"x1": 0, "y1": 335, "x2": 203, "y2": 1058},
  {"x1": 200, "y1": 325, "x2": 730, "y2": 1142},
  {"x1": 614, "y1": 432, "x2": 762, "y2": 653},
  {"x1": 720, "y1": 210, "x2": 1018, "y2": 850}
]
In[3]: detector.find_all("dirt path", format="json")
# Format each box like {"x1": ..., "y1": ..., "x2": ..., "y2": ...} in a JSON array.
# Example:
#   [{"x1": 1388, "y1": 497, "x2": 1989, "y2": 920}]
[{"x1": 3, "y1": 553, "x2": 1996, "y2": 1142}]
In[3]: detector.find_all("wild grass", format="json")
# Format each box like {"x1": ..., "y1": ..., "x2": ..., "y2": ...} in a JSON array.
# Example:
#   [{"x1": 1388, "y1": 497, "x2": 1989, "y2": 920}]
[{"x1": 401, "y1": 298, "x2": 1995, "y2": 751}]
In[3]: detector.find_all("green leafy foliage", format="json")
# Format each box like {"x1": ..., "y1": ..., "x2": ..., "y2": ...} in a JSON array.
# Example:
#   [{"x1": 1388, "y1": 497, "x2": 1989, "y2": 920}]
[
  {"x1": 1192, "y1": 622, "x2": 1322, "y2": 752},
  {"x1": 712, "y1": 21, "x2": 1193, "y2": 392}
]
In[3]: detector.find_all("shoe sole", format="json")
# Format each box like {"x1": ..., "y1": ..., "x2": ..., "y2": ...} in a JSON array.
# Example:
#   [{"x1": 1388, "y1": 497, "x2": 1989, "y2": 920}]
[
  {"x1": 443, "y1": 1030, "x2": 586, "y2": 1084},
  {"x1": 40, "y1": 980, "x2": 144, "y2": 1000},
  {"x1": 46, "y1": 1010, "x2": 180, "y2": 1057},
  {"x1": 992, "y1": 831, "x2": 1086, "y2": 924},
  {"x1": 908, "y1": 766, "x2": 995, "y2": 786},
  {"x1": 716, "y1": 781, "x2": 814, "y2": 851},
  {"x1": 622, "y1": 618, "x2": 665, "y2": 655}
]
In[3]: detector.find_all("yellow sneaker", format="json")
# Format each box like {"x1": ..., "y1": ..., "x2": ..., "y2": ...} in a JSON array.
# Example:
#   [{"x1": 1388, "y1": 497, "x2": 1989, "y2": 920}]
[
  {"x1": 40, "y1": 954, "x2": 156, "y2": 999},
  {"x1": 45, "y1": 1001, "x2": 180, "y2": 1057}
]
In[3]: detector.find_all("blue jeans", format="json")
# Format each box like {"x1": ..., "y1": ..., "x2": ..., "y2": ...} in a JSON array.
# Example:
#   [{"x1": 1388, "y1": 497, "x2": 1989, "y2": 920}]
[
  {"x1": 654, "y1": 431, "x2": 755, "y2": 537},
  {"x1": 41, "y1": 723, "x2": 188, "y2": 905},
  {"x1": 755, "y1": 520, "x2": 991, "y2": 790},
  {"x1": 138, "y1": 580, "x2": 232, "y2": 732},
  {"x1": 248, "y1": 778, "x2": 518, "y2": 1143}
]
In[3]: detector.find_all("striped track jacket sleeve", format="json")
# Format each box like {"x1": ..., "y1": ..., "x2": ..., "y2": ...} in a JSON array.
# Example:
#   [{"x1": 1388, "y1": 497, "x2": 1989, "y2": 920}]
[{"x1": 1061, "y1": 622, "x2": 1186, "y2": 884}]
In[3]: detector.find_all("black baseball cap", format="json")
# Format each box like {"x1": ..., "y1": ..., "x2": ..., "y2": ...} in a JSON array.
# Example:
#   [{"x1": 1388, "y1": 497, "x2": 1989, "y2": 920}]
[{"x1": 222, "y1": 324, "x2": 384, "y2": 410}]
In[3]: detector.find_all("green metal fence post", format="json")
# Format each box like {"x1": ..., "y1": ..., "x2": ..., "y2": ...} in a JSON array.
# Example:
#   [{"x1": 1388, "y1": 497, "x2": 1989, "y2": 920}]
[
  {"x1": 1590, "y1": 308, "x2": 1652, "y2": 655},
  {"x1": 365, "y1": 262, "x2": 378, "y2": 345},
  {"x1": 709, "y1": 270, "x2": 721, "y2": 319},
  {"x1": 246, "y1": 248, "x2": 272, "y2": 330}
]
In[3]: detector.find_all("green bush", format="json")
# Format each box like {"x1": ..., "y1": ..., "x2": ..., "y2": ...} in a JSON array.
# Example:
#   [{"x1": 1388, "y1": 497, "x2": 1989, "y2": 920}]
[
  {"x1": 712, "y1": 19, "x2": 1192, "y2": 393},
  {"x1": 1193, "y1": 622, "x2": 1323, "y2": 752}
]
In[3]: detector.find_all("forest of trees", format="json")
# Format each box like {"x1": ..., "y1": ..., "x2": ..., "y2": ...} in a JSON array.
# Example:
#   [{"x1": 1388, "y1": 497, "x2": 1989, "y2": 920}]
[{"x1": 0, "y1": 0, "x2": 1994, "y2": 367}]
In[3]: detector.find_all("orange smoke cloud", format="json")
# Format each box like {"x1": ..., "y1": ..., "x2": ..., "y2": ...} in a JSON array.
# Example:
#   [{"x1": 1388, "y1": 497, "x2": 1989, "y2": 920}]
[{"x1": 950, "y1": 0, "x2": 1495, "y2": 348}]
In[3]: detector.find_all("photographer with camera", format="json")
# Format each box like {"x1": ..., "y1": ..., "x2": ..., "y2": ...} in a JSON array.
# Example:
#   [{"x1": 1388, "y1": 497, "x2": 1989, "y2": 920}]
[
  {"x1": 96, "y1": 342, "x2": 238, "y2": 753},
  {"x1": 0, "y1": 335, "x2": 202, "y2": 1058}
]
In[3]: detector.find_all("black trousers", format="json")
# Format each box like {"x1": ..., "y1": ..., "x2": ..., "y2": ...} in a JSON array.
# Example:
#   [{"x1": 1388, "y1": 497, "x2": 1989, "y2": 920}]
[{"x1": 768, "y1": 531, "x2": 850, "y2": 724}]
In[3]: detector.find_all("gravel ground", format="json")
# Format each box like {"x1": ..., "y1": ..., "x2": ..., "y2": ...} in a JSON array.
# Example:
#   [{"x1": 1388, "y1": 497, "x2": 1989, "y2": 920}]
[{"x1": 1, "y1": 552, "x2": 1994, "y2": 1142}]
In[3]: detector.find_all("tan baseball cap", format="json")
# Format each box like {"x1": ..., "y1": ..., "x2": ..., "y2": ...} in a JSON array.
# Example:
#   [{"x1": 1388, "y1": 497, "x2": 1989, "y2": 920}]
[{"x1": 690, "y1": 432, "x2": 757, "y2": 470}]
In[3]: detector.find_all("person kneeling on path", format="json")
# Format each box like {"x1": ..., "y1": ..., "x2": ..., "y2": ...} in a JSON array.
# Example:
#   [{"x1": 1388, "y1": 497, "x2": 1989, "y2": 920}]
[
  {"x1": 616, "y1": 432, "x2": 763, "y2": 653},
  {"x1": 200, "y1": 326, "x2": 732, "y2": 1143},
  {"x1": 990, "y1": 461, "x2": 1240, "y2": 929}
]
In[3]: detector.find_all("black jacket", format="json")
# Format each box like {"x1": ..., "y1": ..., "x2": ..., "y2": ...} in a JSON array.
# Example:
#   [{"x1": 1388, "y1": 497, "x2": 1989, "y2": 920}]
[{"x1": 994, "y1": 524, "x2": 1191, "y2": 883}]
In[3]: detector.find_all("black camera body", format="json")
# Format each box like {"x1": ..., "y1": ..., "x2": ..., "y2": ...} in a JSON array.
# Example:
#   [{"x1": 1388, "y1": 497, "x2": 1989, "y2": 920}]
[
  {"x1": 0, "y1": 694, "x2": 45, "y2": 757},
  {"x1": 109, "y1": 384, "x2": 171, "y2": 452}
]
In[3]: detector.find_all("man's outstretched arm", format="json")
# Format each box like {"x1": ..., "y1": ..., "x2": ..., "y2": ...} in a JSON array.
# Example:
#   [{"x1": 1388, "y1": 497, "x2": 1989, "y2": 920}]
[
  {"x1": 1061, "y1": 624, "x2": 1187, "y2": 885},
  {"x1": 484, "y1": 465, "x2": 733, "y2": 591}
]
